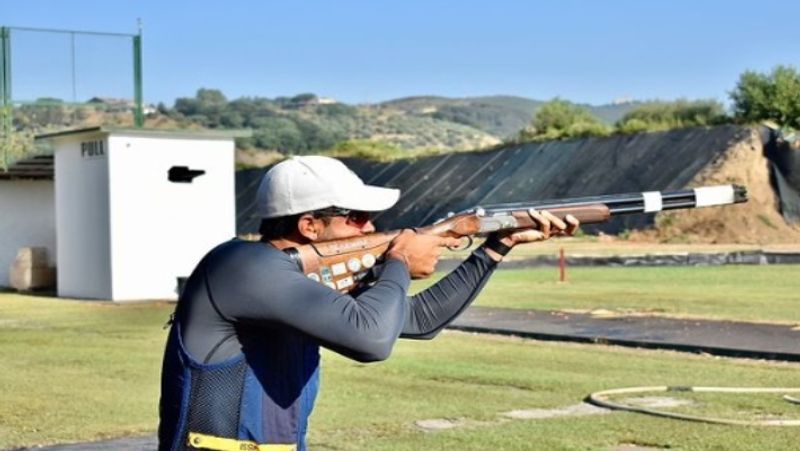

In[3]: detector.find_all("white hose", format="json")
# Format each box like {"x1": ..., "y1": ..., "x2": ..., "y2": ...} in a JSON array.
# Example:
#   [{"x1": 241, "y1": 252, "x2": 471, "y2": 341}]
[{"x1": 588, "y1": 386, "x2": 800, "y2": 426}]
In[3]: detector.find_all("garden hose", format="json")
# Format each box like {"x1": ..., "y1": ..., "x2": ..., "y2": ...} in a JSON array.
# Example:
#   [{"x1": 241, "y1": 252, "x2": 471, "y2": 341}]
[{"x1": 587, "y1": 386, "x2": 800, "y2": 426}]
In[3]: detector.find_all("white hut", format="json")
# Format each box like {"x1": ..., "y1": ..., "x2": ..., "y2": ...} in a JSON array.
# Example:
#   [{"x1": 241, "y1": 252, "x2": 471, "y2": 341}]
[{"x1": 1, "y1": 126, "x2": 243, "y2": 301}]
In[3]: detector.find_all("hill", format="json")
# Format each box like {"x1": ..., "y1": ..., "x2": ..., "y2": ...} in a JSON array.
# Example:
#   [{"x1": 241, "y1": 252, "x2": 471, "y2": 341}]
[
  {"x1": 381, "y1": 95, "x2": 639, "y2": 138},
  {"x1": 6, "y1": 92, "x2": 641, "y2": 165}
]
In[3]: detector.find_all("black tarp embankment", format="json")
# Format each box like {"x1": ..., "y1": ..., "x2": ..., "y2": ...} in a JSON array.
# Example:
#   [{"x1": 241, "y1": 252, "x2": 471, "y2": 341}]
[
  {"x1": 765, "y1": 131, "x2": 800, "y2": 223},
  {"x1": 236, "y1": 125, "x2": 755, "y2": 235},
  {"x1": 772, "y1": 164, "x2": 800, "y2": 223}
]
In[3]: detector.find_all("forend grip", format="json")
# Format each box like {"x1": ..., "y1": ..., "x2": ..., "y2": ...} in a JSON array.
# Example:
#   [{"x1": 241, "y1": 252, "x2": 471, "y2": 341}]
[
  {"x1": 509, "y1": 204, "x2": 611, "y2": 228},
  {"x1": 539, "y1": 204, "x2": 611, "y2": 224}
]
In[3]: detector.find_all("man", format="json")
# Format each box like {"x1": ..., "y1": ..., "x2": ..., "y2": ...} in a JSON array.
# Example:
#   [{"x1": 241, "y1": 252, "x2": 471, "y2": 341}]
[{"x1": 159, "y1": 156, "x2": 578, "y2": 451}]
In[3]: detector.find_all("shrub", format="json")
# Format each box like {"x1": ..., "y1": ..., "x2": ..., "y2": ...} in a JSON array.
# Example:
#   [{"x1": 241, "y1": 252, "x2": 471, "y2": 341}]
[
  {"x1": 325, "y1": 139, "x2": 405, "y2": 161},
  {"x1": 517, "y1": 98, "x2": 610, "y2": 141},
  {"x1": 615, "y1": 99, "x2": 729, "y2": 133}
]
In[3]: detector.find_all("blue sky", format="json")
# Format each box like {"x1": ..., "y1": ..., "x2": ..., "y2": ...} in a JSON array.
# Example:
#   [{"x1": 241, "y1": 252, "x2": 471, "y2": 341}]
[{"x1": 2, "y1": 0, "x2": 800, "y2": 106}]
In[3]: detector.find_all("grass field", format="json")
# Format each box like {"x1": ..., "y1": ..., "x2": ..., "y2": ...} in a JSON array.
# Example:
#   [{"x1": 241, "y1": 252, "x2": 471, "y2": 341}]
[
  {"x1": 446, "y1": 237, "x2": 800, "y2": 258},
  {"x1": 413, "y1": 264, "x2": 800, "y2": 324},
  {"x1": 2, "y1": 262, "x2": 800, "y2": 449},
  {"x1": 315, "y1": 334, "x2": 800, "y2": 450}
]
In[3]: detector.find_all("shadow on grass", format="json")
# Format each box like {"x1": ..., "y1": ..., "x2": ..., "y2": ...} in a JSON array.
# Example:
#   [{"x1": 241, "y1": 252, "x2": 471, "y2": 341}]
[{"x1": 0, "y1": 286, "x2": 58, "y2": 297}]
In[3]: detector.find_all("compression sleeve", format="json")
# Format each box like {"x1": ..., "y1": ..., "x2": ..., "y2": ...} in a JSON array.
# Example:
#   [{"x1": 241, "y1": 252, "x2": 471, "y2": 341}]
[
  {"x1": 400, "y1": 247, "x2": 497, "y2": 339},
  {"x1": 205, "y1": 242, "x2": 412, "y2": 362}
]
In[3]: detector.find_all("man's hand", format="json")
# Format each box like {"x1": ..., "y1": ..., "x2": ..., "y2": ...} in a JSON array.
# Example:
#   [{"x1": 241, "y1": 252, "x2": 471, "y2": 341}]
[
  {"x1": 508, "y1": 210, "x2": 580, "y2": 245},
  {"x1": 387, "y1": 230, "x2": 461, "y2": 279},
  {"x1": 484, "y1": 210, "x2": 580, "y2": 262}
]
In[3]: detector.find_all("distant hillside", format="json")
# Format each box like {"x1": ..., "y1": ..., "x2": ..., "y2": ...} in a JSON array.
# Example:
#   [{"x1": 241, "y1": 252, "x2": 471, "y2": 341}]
[
  {"x1": 8, "y1": 92, "x2": 641, "y2": 163},
  {"x1": 158, "y1": 91, "x2": 641, "y2": 150},
  {"x1": 156, "y1": 91, "x2": 507, "y2": 154},
  {"x1": 381, "y1": 95, "x2": 639, "y2": 138},
  {"x1": 379, "y1": 96, "x2": 538, "y2": 139}
]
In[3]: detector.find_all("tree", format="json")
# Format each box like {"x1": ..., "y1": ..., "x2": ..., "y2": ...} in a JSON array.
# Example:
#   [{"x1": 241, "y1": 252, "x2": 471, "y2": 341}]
[
  {"x1": 173, "y1": 88, "x2": 229, "y2": 126},
  {"x1": 730, "y1": 65, "x2": 800, "y2": 128},
  {"x1": 616, "y1": 99, "x2": 728, "y2": 134},
  {"x1": 518, "y1": 98, "x2": 609, "y2": 141},
  {"x1": 295, "y1": 119, "x2": 340, "y2": 153},
  {"x1": 316, "y1": 103, "x2": 358, "y2": 117},
  {"x1": 251, "y1": 117, "x2": 304, "y2": 152},
  {"x1": 196, "y1": 88, "x2": 228, "y2": 108}
]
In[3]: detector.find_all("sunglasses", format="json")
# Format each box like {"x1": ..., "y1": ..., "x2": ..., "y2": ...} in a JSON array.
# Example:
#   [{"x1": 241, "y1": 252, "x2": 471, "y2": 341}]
[{"x1": 312, "y1": 207, "x2": 372, "y2": 226}]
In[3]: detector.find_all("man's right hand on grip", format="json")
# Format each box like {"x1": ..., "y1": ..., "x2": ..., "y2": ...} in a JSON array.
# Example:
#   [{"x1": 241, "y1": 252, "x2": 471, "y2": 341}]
[{"x1": 387, "y1": 230, "x2": 461, "y2": 279}]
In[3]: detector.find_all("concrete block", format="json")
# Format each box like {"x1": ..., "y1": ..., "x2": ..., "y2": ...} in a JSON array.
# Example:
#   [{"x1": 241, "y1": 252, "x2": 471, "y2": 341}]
[
  {"x1": 14, "y1": 247, "x2": 50, "y2": 268},
  {"x1": 9, "y1": 247, "x2": 56, "y2": 290},
  {"x1": 10, "y1": 265, "x2": 56, "y2": 291}
]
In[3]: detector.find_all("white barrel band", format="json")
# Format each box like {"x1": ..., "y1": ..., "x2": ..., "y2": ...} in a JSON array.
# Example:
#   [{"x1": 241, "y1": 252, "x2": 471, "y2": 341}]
[
  {"x1": 642, "y1": 191, "x2": 663, "y2": 213},
  {"x1": 694, "y1": 185, "x2": 735, "y2": 207}
]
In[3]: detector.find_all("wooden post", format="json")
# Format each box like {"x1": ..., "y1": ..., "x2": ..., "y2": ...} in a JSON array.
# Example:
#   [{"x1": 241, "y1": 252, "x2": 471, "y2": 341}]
[{"x1": 559, "y1": 247, "x2": 566, "y2": 283}]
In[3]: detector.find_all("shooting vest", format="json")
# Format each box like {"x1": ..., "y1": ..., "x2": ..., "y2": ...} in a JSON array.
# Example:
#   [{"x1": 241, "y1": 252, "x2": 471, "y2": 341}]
[{"x1": 159, "y1": 322, "x2": 321, "y2": 451}]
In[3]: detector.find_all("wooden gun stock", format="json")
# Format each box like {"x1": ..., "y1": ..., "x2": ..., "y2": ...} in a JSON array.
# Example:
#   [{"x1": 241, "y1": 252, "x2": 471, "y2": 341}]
[{"x1": 286, "y1": 232, "x2": 399, "y2": 292}]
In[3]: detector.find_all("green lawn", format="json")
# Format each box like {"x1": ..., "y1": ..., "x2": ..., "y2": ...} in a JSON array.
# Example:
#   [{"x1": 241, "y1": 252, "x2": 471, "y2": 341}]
[
  {"x1": 2, "y1": 293, "x2": 800, "y2": 450},
  {"x1": 445, "y1": 237, "x2": 799, "y2": 258},
  {"x1": 315, "y1": 334, "x2": 800, "y2": 450},
  {"x1": 0, "y1": 294, "x2": 166, "y2": 446},
  {"x1": 415, "y1": 265, "x2": 800, "y2": 324}
]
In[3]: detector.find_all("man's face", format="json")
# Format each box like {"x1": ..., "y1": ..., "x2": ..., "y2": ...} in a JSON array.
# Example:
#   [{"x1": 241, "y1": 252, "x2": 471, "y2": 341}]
[{"x1": 314, "y1": 210, "x2": 375, "y2": 241}]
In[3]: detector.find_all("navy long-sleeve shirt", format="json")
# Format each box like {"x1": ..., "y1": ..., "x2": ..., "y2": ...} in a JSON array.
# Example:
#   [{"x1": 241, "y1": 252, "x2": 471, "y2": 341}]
[{"x1": 159, "y1": 239, "x2": 497, "y2": 450}]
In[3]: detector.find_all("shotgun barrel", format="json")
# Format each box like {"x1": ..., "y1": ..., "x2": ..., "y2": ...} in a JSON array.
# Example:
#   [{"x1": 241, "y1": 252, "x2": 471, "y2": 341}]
[
  {"x1": 461, "y1": 184, "x2": 748, "y2": 217},
  {"x1": 287, "y1": 184, "x2": 748, "y2": 292},
  {"x1": 452, "y1": 185, "x2": 748, "y2": 234}
]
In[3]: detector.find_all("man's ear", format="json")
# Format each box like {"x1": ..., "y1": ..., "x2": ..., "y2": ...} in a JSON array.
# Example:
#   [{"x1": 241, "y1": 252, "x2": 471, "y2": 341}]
[{"x1": 297, "y1": 214, "x2": 320, "y2": 241}]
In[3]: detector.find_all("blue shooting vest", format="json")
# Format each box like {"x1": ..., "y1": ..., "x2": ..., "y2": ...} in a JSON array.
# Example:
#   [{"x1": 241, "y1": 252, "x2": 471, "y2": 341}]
[{"x1": 159, "y1": 322, "x2": 321, "y2": 451}]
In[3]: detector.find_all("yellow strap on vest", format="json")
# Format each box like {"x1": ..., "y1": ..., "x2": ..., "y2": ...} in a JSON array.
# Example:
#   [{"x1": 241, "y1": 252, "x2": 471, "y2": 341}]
[{"x1": 187, "y1": 432, "x2": 297, "y2": 451}]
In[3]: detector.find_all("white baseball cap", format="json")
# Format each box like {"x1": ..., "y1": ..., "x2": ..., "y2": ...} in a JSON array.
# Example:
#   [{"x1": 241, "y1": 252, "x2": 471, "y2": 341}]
[{"x1": 256, "y1": 156, "x2": 401, "y2": 218}]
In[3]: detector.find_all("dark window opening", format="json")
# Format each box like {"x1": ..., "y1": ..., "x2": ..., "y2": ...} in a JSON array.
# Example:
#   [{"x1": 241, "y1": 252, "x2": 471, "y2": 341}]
[{"x1": 169, "y1": 166, "x2": 206, "y2": 183}]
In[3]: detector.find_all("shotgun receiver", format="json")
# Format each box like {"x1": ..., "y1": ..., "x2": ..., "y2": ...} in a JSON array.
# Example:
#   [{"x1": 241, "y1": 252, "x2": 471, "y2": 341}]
[{"x1": 284, "y1": 185, "x2": 748, "y2": 293}]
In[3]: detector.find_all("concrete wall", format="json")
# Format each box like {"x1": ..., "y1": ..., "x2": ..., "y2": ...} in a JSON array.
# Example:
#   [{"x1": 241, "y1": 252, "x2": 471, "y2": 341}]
[
  {"x1": 0, "y1": 180, "x2": 56, "y2": 287},
  {"x1": 54, "y1": 131, "x2": 112, "y2": 299},
  {"x1": 107, "y1": 134, "x2": 235, "y2": 300}
]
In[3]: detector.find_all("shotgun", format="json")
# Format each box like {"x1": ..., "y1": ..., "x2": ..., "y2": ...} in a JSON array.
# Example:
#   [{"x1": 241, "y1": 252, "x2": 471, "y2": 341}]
[{"x1": 284, "y1": 185, "x2": 748, "y2": 293}]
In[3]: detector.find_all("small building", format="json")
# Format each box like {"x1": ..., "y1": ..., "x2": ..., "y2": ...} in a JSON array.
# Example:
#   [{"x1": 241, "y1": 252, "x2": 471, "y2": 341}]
[
  {"x1": 1, "y1": 126, "x2": 244, "y2": 301},
  {"x1": 0, "y1": 156, "x2": 56, "y2": 289}
]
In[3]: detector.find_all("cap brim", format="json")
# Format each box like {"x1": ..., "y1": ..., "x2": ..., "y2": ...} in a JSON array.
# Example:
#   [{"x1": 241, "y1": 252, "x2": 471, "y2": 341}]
[{"x1": 336, "y1": 185, "x2": 400, "y2": 212}]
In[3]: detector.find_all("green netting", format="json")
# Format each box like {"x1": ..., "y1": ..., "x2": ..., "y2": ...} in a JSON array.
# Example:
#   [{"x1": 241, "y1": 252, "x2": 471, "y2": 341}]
[{"x1": 0, "y1": 26, "x2": 141, "y2": 169}]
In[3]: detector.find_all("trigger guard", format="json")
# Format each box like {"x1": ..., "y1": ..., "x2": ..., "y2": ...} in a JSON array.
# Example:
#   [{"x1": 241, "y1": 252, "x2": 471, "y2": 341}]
[{"x1": 448, "y1": 236, "x2": 473, "y2": 251}]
